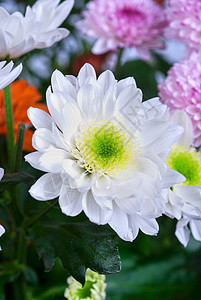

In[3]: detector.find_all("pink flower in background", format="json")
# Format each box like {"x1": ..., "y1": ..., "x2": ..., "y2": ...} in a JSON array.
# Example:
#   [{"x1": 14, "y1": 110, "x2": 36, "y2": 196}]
[
  {"x1": 158, "y1": 51, "x2": 201, "y2": 148},
  {"x1": 76, "y1": 0, "x2": 167, "y2": 60},
  {"x1": 165, "y1": 0, "x2": 201, "y2": 51}
]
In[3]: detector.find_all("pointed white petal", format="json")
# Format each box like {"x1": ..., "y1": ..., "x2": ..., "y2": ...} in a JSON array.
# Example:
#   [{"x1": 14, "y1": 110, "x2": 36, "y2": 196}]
[
  {"x1": 51, "y1": 69, "x2": 76, "y2": 99},
  {"x1": 29, "y1": 173, "x2": 62, "y2": 200},
  {"x1": 161, "y1": 168, "x2": 186, "y2": 189},
  {"x1": 27, "y1": 107, "x2": 52, "y2": 130},
  {"x1": 98, "y1": 70, "x2": 116, "y2": 94},
  {"x1": 77, "y1": 63, "x2": 96, "y2": 87},
  {"x1": 32, "y1": 128, "x2": 56, "y2": 152},
  {"x1": 136, "y1": 215, "x2": 159, "y2": 236},
  {"x1": 25, "y1": 152, "x2": 50, "y2": 172}
]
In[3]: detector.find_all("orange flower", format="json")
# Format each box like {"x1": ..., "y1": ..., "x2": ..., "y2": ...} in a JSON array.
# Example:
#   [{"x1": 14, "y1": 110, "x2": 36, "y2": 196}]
[{"x1": 0, "y1": 79, "x2": 48, "y2": 152}]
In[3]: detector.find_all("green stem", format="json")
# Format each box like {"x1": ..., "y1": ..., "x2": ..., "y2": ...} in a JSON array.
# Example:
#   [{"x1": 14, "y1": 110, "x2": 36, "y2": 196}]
[
  {"x1": 3, "y1": 85, "x2": 15, "y2": 167},
  {"x1": 24, "y1": 199, "x2": 58, "y2": 228},
  {"x1": 114, "y1": 48, "x2": 124, "y2": 79},
  {"x1": 13, "y1": 272, "x2": 28, "y2": 300},
  {"x1": 11, "y1": 123, "x2": 25, "y2": 172},
  {"x1": 11, "y1": 230, "x2": 28, "y2": 300}
]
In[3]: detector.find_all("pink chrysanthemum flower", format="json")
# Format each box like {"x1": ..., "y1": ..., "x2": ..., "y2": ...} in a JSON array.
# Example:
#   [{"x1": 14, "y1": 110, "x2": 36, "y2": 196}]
[
  {"x1": 76, "y1": 0, "x2": 167, "y2": 60},
  {"x1": 158, "y1": 51, "x2": 201, "y2": 148},
  {"x1": 165, "y1": 0, "x2": 201, "y2": 50}
]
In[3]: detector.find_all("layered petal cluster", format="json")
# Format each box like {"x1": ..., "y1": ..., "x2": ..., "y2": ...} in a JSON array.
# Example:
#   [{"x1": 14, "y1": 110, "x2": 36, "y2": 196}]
[
  {"x1": 76, "y1": 0, "x2": 167, "y2": 59},
  {"x1": 0, "y1": 0, "x2": 74, "y2": 59},
  {"x1": 0, "y1": 61, "x2": 22, "y2": 90},
  {"x1": 64, "y1": 269, "x2": 106, "y2": 300},
  {"x1": 158, "y1": 51, "x2": 201, "y2": 147},
  {"x1": 25, "y1": 63, "x2": 184, "y2": 241},
  {"x1": 0, "y1": 79, "x2": 48, "y2": 151},
  {"x1": 165, "y1": 110, "x2": 201, "y2": 246},
  {"x1": 165, "y1": 0, "x2": 201, "y2": 50},
  {"x1": 0, "y1": 224, "x2": 5, "y2": 251}
]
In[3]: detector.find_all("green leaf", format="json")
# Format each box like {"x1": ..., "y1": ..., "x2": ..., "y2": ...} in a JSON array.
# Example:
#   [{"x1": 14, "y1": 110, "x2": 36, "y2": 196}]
[
  {"x1": 32, "y1": 221, "x2": 121, "y2": 285},
  {"x1": 0, "y1": 172, "x2": 35, "y2": 192}
]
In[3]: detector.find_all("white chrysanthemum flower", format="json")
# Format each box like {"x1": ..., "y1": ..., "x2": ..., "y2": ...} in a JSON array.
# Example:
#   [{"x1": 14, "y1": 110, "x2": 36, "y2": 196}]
[
  {"x1": 165, "y1": 110, "x2": 201, "y2": 246},
  {"x1": 0, "y1": 61, "x2": 22, "y2": 90},
  {"x1": 25, "y1": 63, "x2": 184, "y2": 241},
  {"x1": 64, "y1": 269, "x2": 106, "y2": 300},
  {"x1": 0, "y1": 0, "x2": 74, "y2": 59},
  {"x1": 0, "y1": 224, "x2": 5, "y2": 251}
]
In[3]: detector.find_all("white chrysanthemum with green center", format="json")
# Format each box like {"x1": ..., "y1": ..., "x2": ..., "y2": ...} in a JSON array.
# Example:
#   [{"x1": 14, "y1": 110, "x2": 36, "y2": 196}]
[
  {"x1": 74, "y1": 120, "x2": 139, "y2": 177},
  {"x1": 164, "y1": 110, "x2": 201, "y2": 247},
  {"x1": 25, "y1": 63, "x2": 184, "y2": 242},
  {"x1": 64, "y1": 269, "x2": 106, "y2": 300}
]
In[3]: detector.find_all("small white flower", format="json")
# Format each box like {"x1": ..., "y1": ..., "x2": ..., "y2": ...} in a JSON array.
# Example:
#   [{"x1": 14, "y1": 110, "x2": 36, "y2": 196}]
[
  {"x1": 25, "y1": 63, "x2": 183, "y2": 241},
  {"x1": 0, "y1": 61, "x2": 22, "y2": 90},
  {"x1": 165, "y1": 110, "x2": 201, "y2": 246},
  {"x1": 0, "y1": 0, "x2": 74, "y2": 59},
  {"x1": 64, "y1": 269, "x2": 106, "y2": 300},
  {"x1": 0, "y1": 224, "x2": 5, "y2": 251}
]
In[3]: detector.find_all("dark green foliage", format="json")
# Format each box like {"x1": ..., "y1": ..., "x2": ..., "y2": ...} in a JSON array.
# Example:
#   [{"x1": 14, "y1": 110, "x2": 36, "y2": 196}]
[{"x1": 32, "y1": 222, "x2": 120, "y2": 285}]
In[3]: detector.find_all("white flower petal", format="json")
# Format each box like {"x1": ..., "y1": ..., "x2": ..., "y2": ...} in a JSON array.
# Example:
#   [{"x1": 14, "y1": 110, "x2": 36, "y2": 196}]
[
  {"x1": 175, "y1": 218, "x2": 190, "y2": 247},
  {"x1": 142, "y1": 123, "x2": 184, "y2": 157},
  {"x1": 51, "y1": 69, "x2": 76, "y2": 99},
  {"x1": 0, "y1": 168, "x2": 4, "y2": 180},
  {"x1": 82, "y1": 190, "x2": 112, "y2": 225},
  {"x1": 98, "y1": 70, "x2": 116, "y2": 94},
  {"x1": 59, "y1": 184, "x2": 83, "y2": 217},
  {"x1": 39, "y1": 146, "x2": 69, "y2": 173},
  {"x1": 27, "y1": 107, "x2": 52, "y2": 130},
  {"x1": 77, "y1": 82, "x2": 103, "y2": 120},
  {"x1": 116, "y1": 85, "x2": 142, "y2": 112},
  {"x1": 77, "y1": 63, "x2": 96, "y2": 87},
  {"x1": 165, "y1": 189, "x2": 182, "y2": 220},
  {"x1": 170, "y1": 110, "x2": 193, "y2": 148},
  {"x1": 190, "y1": 219, "x2": 201, "y2": 241},
  {"x1": 29, "y1": 173, "x2": 62, "y2": 201},
  {"x1": 134, "y1": 214, "x2": 159, "y2": 236},
  {"x1": 61, "y1": 102, "x2": 82, "y2": 142},
  {"x1": 32, "y1": 128, "x2": 56, "y2": 152},
  {"x1": 25, "y1": 151, "x2": 50, "y2": 172},
  {"x1": 0, "y1": 61, "x2": 22, "y2": 90},
  {"x1": 108, "y1": 203, "x2": 131, "y2": 241},
  {"x1": 161, "y1": 168, "x2": 186, "y2": 189},
  {"x1": 115, "y1": 193, "x2": 143, "y2": 214},
  {"x1": 0, "y1": 225, "x2": 5, "y2": 251}
]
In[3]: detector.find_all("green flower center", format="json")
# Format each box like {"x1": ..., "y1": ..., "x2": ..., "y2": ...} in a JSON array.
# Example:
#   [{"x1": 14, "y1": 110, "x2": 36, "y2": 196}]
[
  {"x1": 76, "y1": 280, "x2": 94, "y2": 298},
  {"x1": 166, "y1": 145, "x2": 201, "y2": 186},
  {"x1": 75, "y1": 120, "x2": 139, "y2": 176}
]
